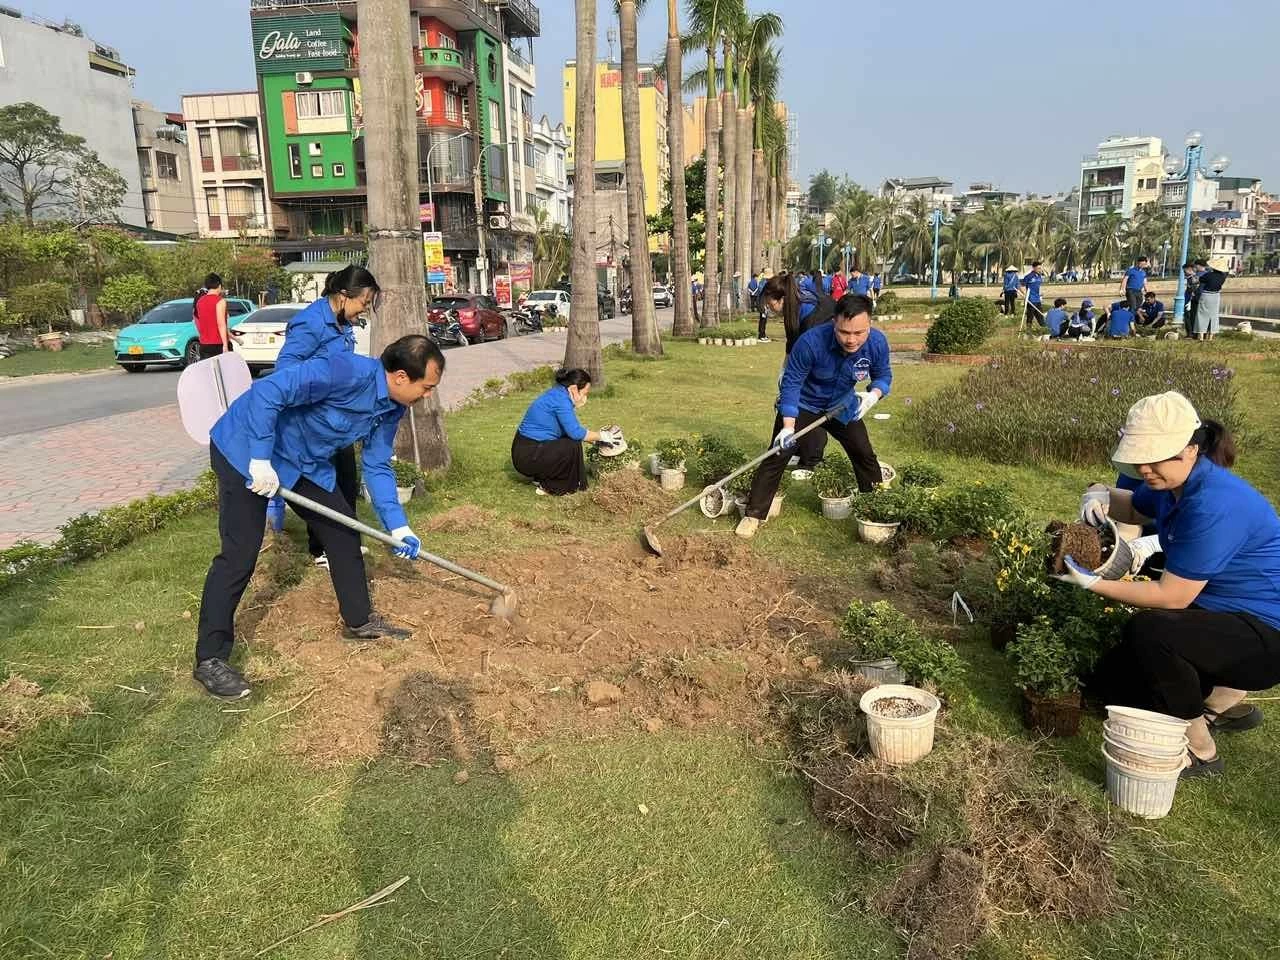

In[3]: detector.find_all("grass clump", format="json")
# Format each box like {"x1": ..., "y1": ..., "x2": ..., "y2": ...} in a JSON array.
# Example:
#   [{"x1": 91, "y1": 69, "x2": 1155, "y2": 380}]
[{"x1": 924, "y1": 297, "x2": 998, "y2": 355}]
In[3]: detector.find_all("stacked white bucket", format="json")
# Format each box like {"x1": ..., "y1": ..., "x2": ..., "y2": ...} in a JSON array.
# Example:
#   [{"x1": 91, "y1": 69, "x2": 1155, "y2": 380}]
[{"x1": 1102, "y1": 706, "x2": 1188, "y2": 818}]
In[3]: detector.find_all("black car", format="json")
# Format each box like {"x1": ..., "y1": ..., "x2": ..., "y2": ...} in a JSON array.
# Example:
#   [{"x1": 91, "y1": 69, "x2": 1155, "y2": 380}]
[{"x1": 555, "y1": 283, "x2": 616, "y2": 319}]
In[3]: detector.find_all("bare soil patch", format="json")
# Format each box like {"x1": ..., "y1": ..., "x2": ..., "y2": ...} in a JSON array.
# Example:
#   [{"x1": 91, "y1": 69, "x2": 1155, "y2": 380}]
[
  {"x1": 1, "y1": 673, "x2": 90, "y2": 743},
  {"x1": 422, "y1": 505, "x2": 497, "y2": 533}
]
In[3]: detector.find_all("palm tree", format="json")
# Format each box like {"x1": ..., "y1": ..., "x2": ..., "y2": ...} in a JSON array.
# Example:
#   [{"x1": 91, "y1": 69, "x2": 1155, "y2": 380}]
[
  {"x1": 665, "y1": 0, "x2": 693, "y2": 335},
  {"x1": 532, "y1": 205, "x2": 568, "y2": 288},
  {"x1": 735, "y1": 13, "x2": 781, "y2": 282},
  {"x1": 564, "y1": 0, "x2": 604, "y2": 384},
  {"x1": 1086, "y1": 209, "x2": 1125, "y2": 276},
  {"x1": 938, "y1": 209, "x2": 975, "y2": 284},
  {"x1": 972, "y1": 201, "x2": 1023, "y2": 274},
  {"x1": 865, "y1": 195, "x2": 896, "y2": 277},
  {"x1": 1020, "y1": 201, "x2": 1068, "y2": 264},
  {"x1": 719, "y1": 29, "x2": 737, "y2": 312},
  {"x1": 894, "y1": 195, "x2": 935, "y2": 276},
  {"x1": 824, "y1": 186, "x2": 874, "y2": 271},
  {"x1": 617, "y1": 0, "x2": 661, "y2": 355},
  {"x1": 1050, "y1": 223, "x2": 1083, "y2": 276}
]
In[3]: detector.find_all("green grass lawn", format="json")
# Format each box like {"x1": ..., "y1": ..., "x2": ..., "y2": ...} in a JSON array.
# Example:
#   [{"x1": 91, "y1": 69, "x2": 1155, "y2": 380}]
[
  {"x1": 0, "y1": 340, "x2": 117, "y2": 378},
  {"x1": 4, "y1": 338, "x2": 1280, "y2": 958}
]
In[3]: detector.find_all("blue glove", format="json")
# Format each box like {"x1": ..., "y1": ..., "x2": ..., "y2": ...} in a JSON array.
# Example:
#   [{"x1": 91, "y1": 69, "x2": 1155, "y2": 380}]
[
  {"x1": 390, "y1": 526, "x2": 421, "y2": 560},
  {"x1": 1054, "y1": 555, "x2": 1099, "y2": 590}
]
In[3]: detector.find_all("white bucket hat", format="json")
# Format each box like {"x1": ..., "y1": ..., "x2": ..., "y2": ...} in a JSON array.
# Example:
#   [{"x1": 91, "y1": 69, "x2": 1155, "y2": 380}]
[{"x1": 1110, "y1": 391, "x2": 1201, "y2": 478}]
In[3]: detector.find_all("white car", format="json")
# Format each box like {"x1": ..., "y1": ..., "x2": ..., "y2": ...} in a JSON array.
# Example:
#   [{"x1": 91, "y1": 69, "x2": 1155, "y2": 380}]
[
  {"x1": 652, "y1": 283, "x2": 673, "y2": 308},
  {"x1": 230, "y1": 302, "x2": 370, "y2": 375},
  {"x1": 524, "y1": 289, "x2": 571, "y2": 322}
]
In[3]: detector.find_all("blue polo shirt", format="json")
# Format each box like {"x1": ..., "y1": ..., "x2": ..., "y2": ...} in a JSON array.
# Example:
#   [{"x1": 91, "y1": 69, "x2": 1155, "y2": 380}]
[
  {"x1": 1107, "y1": 302, "x2": 1135, "y2": 337},
  {"x1": 211, "y1": 352, "x2": 408, "y2": 533},
  {"x1": 275, "y1": 297, "x2": 357, "y2": 369},
  {"x1": 1124, "y1": 266, "x2": 1148, "y2": 292},
  {"x1": 872, "y1": 275, "x2": 882, "y2": 292},
  {"x1": 779, "y1": 324, "x2": 892, "y2": 424},
  {"x1": 1021, "y1": 271, "x2": 1043, "y2": 304},
  {"x1": 516, "y1": 384, "x2": 587, "y2": 442},
  {"x1": 848, "y1": 274, "x2": 872, "y2": 296},
  {"x1": 1069, "y1": 308, "x2": 1092, "y2": 332},
  {"x1": 1139, "y1": 300, "x2": 1164, "y2": 323},
  {"x1": 1132, "y1": 458, "x2": 1280, "y2": 628},
  {"x1": 1044, "y1": 307, "x2": 1068, "y2": 336},
  {"x1": 1002, "y1": 271, "x2": 1020, "y2": 293}
]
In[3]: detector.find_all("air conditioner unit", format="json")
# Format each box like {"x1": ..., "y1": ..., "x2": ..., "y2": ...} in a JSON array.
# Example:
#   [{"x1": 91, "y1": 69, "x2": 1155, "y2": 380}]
[
  {"x1": 295, "y1": 72, "x2": 314, "y2": 85},
  {"x1": 489, "y1": 215, "x2": 509, "y2": 230}
]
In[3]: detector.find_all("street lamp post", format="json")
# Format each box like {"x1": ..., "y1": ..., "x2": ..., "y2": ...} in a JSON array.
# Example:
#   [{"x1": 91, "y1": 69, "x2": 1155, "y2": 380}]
[
  {"x1": 811, "y1": 232, "x2": 831, "y2": 272},
  {"x1": 1164, "y1": 131, "x2": 1230, "y2": 325},
  {"x1": 930, "y1": 208, "x2": 943, "y2": 301}
]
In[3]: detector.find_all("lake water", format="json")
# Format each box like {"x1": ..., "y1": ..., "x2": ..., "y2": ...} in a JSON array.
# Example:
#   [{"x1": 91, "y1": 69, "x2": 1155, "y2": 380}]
[{"x1": 1221, "y1": 293, "x2": 1280, "y2": 321}]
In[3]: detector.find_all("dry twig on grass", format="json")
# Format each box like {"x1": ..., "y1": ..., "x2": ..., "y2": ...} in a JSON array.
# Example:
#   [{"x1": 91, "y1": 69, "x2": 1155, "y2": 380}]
[{"x1": 252, "y1": 875, "x2": 409, "y2": 957}]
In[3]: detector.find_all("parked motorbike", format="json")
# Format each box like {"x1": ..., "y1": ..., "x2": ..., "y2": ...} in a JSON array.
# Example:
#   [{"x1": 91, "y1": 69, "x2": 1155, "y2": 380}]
[
  {"x1": 428, "y1": 309, "x2": 469, "y2": 348},
  {"x1": 510, "y1": 306, "x2": 544, "y2": 335},
  {"x1": 618, "y1": 288, "x2": 633, "y2": 315}
]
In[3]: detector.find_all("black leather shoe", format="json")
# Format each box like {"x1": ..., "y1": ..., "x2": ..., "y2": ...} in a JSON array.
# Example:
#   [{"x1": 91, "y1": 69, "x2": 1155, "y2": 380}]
[
  {"x1": 193, "y1": 659, "x2": 250, "y2": 700},
  {"x1": 342, "y1": 614, "x2": 412, "y2": 641}
]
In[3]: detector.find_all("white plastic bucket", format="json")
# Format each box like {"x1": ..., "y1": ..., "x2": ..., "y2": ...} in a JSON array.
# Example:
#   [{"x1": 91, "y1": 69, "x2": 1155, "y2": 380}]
[
  {"x1": 1102, "y1": 733, "x2": 1185, "y2": 772},
  {"x1": 850, "y1": 658, "x2": 906, "y2": 685},
  {"x1": 820, "y1": 495, "x2": 854, "y2": 520},
  {"x1": 647, "y1": 452, "x2": 662, "y2": 477},
  {"x1": 859, "y1": 684, "x2": 941, "y2": 765},
  {"x1": 1102, "y1": 744, "x2": 1181, "y2": 819},
  {"x1": 660, "y1": 468, "x2": 685, "y2": 491},
  {"x1": 395, "y1": 486, "x2": 414, "y2": 505},
  {"x1": 698, "y1": 487, "x2": 735, "y2": 518},
  {"x1": 856, "y1": 519, "x2": 900, "y2": 544}
]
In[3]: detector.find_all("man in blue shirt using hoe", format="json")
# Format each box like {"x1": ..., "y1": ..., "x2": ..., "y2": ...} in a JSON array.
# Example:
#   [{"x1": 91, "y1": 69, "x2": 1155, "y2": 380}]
[
  {"x1": 1137, "y1": 289, "x2": 1166, "y2": 333},
  {"x1": 736, "y1": 293, "x2": 891, "y2": 539},
  {"x1": 1121, "y1": 255, "x2": 1149, "y2": 314},
  {"x1": 1020, "y1": 261, "x2": 1045, "y2": 326},
  {"x1": 193, "y1": 334, "x2": 445, "y2": 701}
]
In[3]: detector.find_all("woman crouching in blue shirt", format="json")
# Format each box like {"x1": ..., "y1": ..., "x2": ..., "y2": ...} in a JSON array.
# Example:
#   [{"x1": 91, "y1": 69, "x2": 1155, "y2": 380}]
[
  {"x1": 1059, "y1": 391, "x2": 1280, "y2": 777},
  {"x1": 512, "y1": 368, "x2": 621, "y2": 495}
]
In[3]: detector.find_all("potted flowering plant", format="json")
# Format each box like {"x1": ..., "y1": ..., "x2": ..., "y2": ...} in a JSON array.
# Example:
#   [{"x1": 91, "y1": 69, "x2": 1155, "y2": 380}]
[
  {"x1": 655, "y1": 437, "x2": 691, "y2": 491},
  {"x1": 988, "y1": 515, "x2": 1051, "y2": 650},
  {"x1": 812, "y1": 456, "x2": 857, "y2": 520},
  {"x1": 391, "y1": 458, "x2": 423, "y2": 504},
  {"x1": 853, "y1": 487, "x2": 904, "y2": 543},
  {"x1": 1006, "y1": 615, "x2": 1087, "y2": 737}
]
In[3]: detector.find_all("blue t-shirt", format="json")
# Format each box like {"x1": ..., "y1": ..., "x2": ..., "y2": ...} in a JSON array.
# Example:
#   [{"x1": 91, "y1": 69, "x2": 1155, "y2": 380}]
[
  {"x1": 1044, "y1": 307, "x2": 1068, "y2": 336},
  {"x1": 516, "y1": 384, "x2": 587, "y2": 443},
  {"x1": 1140, "y1": 300, "x2": 1164, "y2": 322},
  {"x1": 1132, "y1": 458, "x2": 1280, "y2": 628},
  {"x1": 1124, "y1": 266, "x2": 1147, "y2": 292},
  {"x1": 872, "y1": 275, "x2": 882, "y2": 291},
  {"x1": 848, "y1": 274, "x2": 872, "y2": 296},
  {"x1": 1002, "y1": 271, "x2": 1020, "y2": 293},
  {"x1": 1069, "y1": 309, "x2": 1092, "y2": 331},
  {"x1": 1107, "y1": 303, "x2": 1135, "y2": 337},
  {"x1": 1021, "y1": 271, "x2": 1043, "y2": 304}
]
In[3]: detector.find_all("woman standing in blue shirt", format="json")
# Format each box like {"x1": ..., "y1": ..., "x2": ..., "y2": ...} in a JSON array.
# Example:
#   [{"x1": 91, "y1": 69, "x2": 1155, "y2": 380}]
[
  {"x1": 512, "y1": 368, "x2": 621, "y2": 495},
  {"x1": 274, "y1": 265, "x2": 380, "y2": 565},
  {"x1": 1061, "y1": 392, "x2": 1280, "y2": 777}
]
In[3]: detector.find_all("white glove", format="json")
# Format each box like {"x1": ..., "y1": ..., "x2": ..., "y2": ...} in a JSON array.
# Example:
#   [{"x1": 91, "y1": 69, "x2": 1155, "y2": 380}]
[
  {"x1": 597, "y1": 427, "x2": 623, "y2": 447},
  {"x1": 1079, "y1": 486, "x2": 1110, "y2": 526},
  {"x1": 772, "y1": 426, "x2": 797, "y2": 450},
  {"x1": 390, "y1": 525, "x2": 421, "y2": 560},
  {"x1": 1054, "y1": 556, "x2": 1100, "y2": 590},
  {"x1": 855, "y1": 392, "x2": 881, "y2": 421},
  {"x1": 247, "y1": 459, "x2": 280, "y2": 497},
  {"x1": 1128, "y1": 534, "x2": 1162, "y2": 575}
]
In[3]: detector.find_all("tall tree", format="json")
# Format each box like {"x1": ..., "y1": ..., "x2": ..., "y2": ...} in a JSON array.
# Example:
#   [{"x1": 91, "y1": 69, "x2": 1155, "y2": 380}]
[
  {"x1": 939, "y1": 209, "x2": 975, "y2": 284},
  {"x1": 972, "y1": 201, "x2": 1023, "y2": 275},
  {"x1": 807, "y1": 169, "x2": 839, "y2": 213},
  {"x1": 1085, "y1": 208, "x2": 1125, "y2": 275},
  {"x1": 894, "y1": 195, "x2": 936, "y2": 276},
  {"x1": 358, "y1": 0, "x2": 449, "y2": 469},
  {"x1": 618, "y1": 0, "x2": 662, "y2": 355},
  {"x1": 719, "y1": 30, "x2": 737, "y2": 312},
  {"x1": 666, "y1": 0, "x2": 693, "y2": 335},
  {"x1": 565, "y1": 0, "x2": 605, "y2": 383},
  {"x1": 749, "y1": 44, "x2": 781, "y2": 272},
  {"x1": 734, "y1": 15, "x2": 780, "y2": 283}
]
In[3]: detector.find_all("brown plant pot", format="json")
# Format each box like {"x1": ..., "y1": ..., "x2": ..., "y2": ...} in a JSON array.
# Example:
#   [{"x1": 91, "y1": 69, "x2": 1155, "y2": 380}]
[
  {"x1": 922, "y1": 352, "x2": 992, "y2": 365},
  {"x1": 1021, "y1": 688, "x2": 1084, "y2": 737}
]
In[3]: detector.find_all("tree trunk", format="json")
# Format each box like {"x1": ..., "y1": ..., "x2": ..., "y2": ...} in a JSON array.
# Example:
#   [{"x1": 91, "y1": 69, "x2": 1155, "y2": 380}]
[
  {"x1": 358, "y1": 0, "x2": 449, "y2": 470},
  {"x1": 736, "y1": 105, "x2": 751, "y2": 282},
  {"x1": 720, "y1": 86, "x2": 736, "y2": 313},
  {"x1": 666, "y1": 0, "x2": 692, "y2": 337},
  {"x1": 701, "y1": 83, "x2": 720, "y2": 327},
  {"x1": 751, "y1": 146, "x2": 766, "y2": 274},
  {"x1": 774, "y1": 147, "x2": 788, "y2": 273},
  {"x1": 620, "y1": 1, "x2": 661, "y2": 356},
  {"x1": 565, "y1": 0, "x2": 604, "y2": 384}
]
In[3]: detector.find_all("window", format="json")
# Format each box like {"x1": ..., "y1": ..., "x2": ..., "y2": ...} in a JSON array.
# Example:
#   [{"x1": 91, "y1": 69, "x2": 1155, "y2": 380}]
[
  {"x1": 332, "y1": 162, "x2": 345, "y2": 177},
  {"x1": 199, "y1": 130, "x2": 213, "y2": 158},
  {"x1": 439, "y1": 33, "x2": 455, "y2": 50},
  {"x1": 521, "y1": 91, "x2": 533, "y2": 119},
  {"x1": 227, "y1": 301, "x2": 251, "y2": 316},
  {"x1": 488, "y1": 99, "x2": 500, "y2": 139},
  {"x1": 310, "y1": 163, "x2": 324, "y2": 178},
  {"x1": 288, "y1": 144, "x2": 302, "y2": 178},
  {"x1": 206, "y1": 189, "x2": 221, "y2": 216},
  {"x1": 444, "y1": 87, "x2": 460, "y2": 123},
  {"x1": 138, "y1": 151, "x2": 152, "y2": 178},
  {"x1": 524, "y1": 141, "x2": 534, "y2": 167},
  {"x1": 295, "y1": 90, "x2": 346, "y2": 119},
  {"x1": 509, "y1": 83, "x2": 517, "y2": 106},
  {"x1": 308, "y1": 142, "x2": 323, "y2": 157},
  {"x1": 487, "y1": 53, "x2": 497, "y2": 83},
  {"x1": 461, "y1": 97, "x2": 470, "y2": 129},
  {"x1": 156, "y1": 151, "x2": 179, "y2": 180}
]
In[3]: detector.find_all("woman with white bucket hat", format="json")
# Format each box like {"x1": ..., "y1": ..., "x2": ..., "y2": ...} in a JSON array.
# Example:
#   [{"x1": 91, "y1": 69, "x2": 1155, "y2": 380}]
[{"x1": 1058, "y1": 391, "x2": 1280, "y2": 778}]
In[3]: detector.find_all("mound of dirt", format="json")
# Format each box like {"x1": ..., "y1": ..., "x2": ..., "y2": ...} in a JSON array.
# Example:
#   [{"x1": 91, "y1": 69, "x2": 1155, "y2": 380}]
[
  {"x1": 876, "y1": 846, "x2": 989, "y2": 960},
  {"x1": 253, "y1": 536, "x2": 842, "y2": 765},
  {"x1": 587, "y1": 470, "x2": 671, "y2": 517},
  {"x1": 423, "y1": 505, "x2": 497, "y2": 533},
  {"x1": 1, "y1": 673, "x2": 90, "y2": 743}
]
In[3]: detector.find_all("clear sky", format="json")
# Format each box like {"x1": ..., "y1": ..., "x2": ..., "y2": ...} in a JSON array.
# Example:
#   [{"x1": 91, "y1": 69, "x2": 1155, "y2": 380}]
[{"x1": 20, "y1": 0, "x2": 1279, "y2": 197}]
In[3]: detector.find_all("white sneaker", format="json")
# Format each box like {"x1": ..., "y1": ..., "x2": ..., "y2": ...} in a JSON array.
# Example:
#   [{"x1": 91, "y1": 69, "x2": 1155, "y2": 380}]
[
  {"x1": 758, "y1": 335, "x2": 771, "y2": 343},
  {"x1": 787, "y1": 456, "x2": 800, "y2": 468},
  {"x1": 534, "y1": 484, "x2": 548, "y2": 496},
  {"x1": 790, "y1": 469, "x2": 813, "y2": 481},
  {"x1": 735, "y1": 516, "x2": 760, "y2": 539}
]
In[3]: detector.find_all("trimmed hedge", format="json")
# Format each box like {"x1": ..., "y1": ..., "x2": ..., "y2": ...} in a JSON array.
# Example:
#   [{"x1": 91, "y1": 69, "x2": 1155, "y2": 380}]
[{"x1": 924, "y1": 297, "x2": 998, "y2": 355}]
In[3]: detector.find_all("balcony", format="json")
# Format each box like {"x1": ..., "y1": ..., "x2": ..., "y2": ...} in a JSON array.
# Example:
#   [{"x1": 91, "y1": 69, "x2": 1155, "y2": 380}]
[
  {"x1": 535, "y1": 169, "x2": 556, "y2": 189},
  {"x1": 416, "y1": 46, "x2": 473, "y2": 84},
  {"x1": 496, "y1": 0, "x2": 540, "y2": 37},
  {"x1": 220, "y1": 154, "x2": 263, "y2": 173}
]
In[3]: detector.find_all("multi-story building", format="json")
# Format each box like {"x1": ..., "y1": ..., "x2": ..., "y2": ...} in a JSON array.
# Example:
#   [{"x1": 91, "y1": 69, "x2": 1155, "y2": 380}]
[
  {"x1": 499, "y1": 0, "x2": 541, "y2": 263},
  {"x1": 960, "y1": 182, "x2": 1020, "y2": 212},
  {"x1": 1078, "y1": 135, "x2": 1165, "y2": 226},
  {"x1": 530, "y1": 114, "x2": 569, "y2": 228},
  {"x1": 180, "y1": 91, "x2": 275, "y2": 240},
  {"x1": 132, "y1": 101, "x2": 197, "y2": 236},
  {"x1": 247, "y1": 0, "x2": 534, "y2": 289},
  {"x1": 0, "y1": 11, "x2": 143, "y2": 225},
  {"x1": 563, "y1": 59, "x2": 669, "y2": 219},
  {"x1": 880, "y1": 176, "x2": 953, "y2": 209},
  {"x1": 1159, "y1": 169, "x2": 1218, "y2": 222}
]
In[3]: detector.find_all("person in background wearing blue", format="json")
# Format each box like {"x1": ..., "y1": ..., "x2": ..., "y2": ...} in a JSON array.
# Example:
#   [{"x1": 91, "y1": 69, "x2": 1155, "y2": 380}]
[
  {"x1": 735, "y1": 294, "x2": 890, "y2": 539},
  {"x1": 1064, "y1": 392, "x2": 1278, "y2": 777},
  {"x1": 193, "y1": 335, "x2": 444, "y2": 700},
  {"x1": 1120, "y1": 255, "x2": 1149, "y2": 314},
  {"x1": 1020, "y1": 260, "x2": 1045, "y2": 326},
  {"x1": 511, "y1": 368, "x2": 622, "y2": 496},
  {"x1": 749, "y1": 270, "x2": 771, "y2": 342},
  {"x1": 848, "y1": 265, "x2": 872, "y2": 297},
  {"x1": 1137, "y1": 290, "x2": 1166, "y2": 333},
  {"x1": 272, "y1": 264, "x2": 381, "y2": 566},
  {"x1": 1001, "y1": 265, "x2": 1020, "y2": 316},
  {"x1": 1104, "y1": 299, "x2": 1136, "y2": 339},
  {"x1": 1064, "y1": 299, "x2": 1095, "y2": 339},
  {"x1": 1043, "y1": 297, "x2": 1069, "y2": 338},
  {"x1": 871, "y1": 272, "x2": 883, "y2": 303}
]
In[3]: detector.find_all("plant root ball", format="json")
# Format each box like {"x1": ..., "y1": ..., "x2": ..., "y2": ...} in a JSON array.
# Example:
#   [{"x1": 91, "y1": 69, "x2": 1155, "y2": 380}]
[{"x1": 1045, "y1": 521, "x2": 1102, "y2": 575}]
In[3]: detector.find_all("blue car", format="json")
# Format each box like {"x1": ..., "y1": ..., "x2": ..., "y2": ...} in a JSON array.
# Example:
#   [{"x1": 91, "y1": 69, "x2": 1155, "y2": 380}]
[{"x1": 114, "y1": 297, "x2": 257, "y2": 372}]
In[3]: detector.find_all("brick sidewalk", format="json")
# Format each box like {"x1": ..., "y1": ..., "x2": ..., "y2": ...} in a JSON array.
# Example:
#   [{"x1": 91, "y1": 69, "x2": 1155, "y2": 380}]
[{"x1": 0, "y1": 315, "x2": 665, "y2": 547}]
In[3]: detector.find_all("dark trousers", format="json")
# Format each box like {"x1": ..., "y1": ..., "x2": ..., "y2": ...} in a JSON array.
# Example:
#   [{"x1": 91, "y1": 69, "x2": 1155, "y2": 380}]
[
  {"x1": 305, "y1": 445, "x2": 359, "y2": 557},
  {"x1": 196, "y1": 446, "x2": 372, "y2": 664},
  {"x1": 198, "y1": 342, "x2": 225, "y2": 359},
  {"x1": 511, "y1": 431, "x2": 587, "y2": 496},
  {"x1": 1125, "y1": 289, "x2": 1144, "y2": 314},
  {"x1": 770, "y1": 408, "x2": 827, "y2": 469},
  {"x1": 747, "y1": 408, "x2": 879, "y2": 518},
  {"x1": 1024, "y1": 301, "x2": 1043, "y2": 325},
  {"x1": 1063, "y1": 326, "x2": 1088, "y2": 340},
  {"x1": 757, "y1": 304, "x2": 769, "y2": 339},
  {"x1": 1088, "y1": 608, "x2": 1280, "y2": 720},
  {"x1": 1186, "y1": 297, "x2": 1199, "y2": 336},
  {"x1": 1002, "y1": 291, "x2": 1017, "y2": 315}
]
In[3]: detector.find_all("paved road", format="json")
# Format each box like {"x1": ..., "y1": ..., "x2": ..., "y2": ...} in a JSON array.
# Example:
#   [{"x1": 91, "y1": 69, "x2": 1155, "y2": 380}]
[{"x1": 0, "y1": 308, "x2": 673, "y2": 547}]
